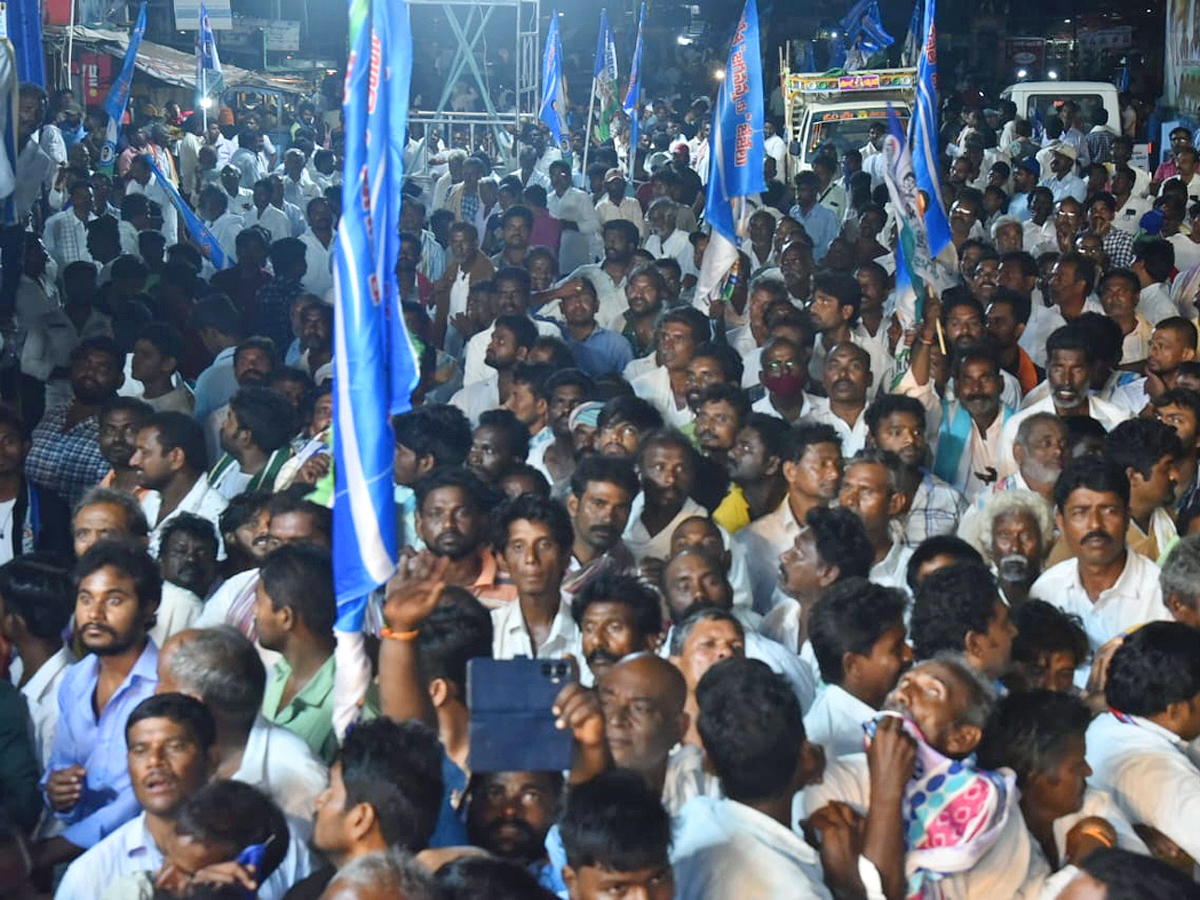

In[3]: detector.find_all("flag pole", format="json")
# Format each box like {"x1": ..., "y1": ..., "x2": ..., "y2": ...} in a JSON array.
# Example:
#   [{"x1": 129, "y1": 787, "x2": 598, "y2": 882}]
[
  {"x1": 582, "y1": 76, "x2": 597, "y2": 183},
  {"x1": 201, "y1": 66, "x2": 207, "y2": 130}
]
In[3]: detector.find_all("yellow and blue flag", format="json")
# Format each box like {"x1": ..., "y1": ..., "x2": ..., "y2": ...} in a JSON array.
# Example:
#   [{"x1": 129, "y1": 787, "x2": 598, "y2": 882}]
[
  {"x1": 909, "y1": 0, "x2": 952, "y2": 257},
  {"x1": 540, "y1": 11, "x2": 569, "y2": 145},
  {"x1": 622, "y1": 2, "x2": 646, "y2": 178}
]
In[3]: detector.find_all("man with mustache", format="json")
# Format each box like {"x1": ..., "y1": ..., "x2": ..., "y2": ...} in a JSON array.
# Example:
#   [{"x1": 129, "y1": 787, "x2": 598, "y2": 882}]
[
  {"x1": 132, "y1": 413, "x2": 228, "y2": 559},
  {"x1": 1031, "y1": 457, "x2": 1171, "y2": 661},
  {"x1": 97, "y1": 398, "x2": 153, "y2": 496},
  {"x1": 838, "y1": 450, "x2": 913, "y2": 592},
  {"x1": 806, "y1": 656, "x2": 1056, "y2": 898},
  {"x1": 808, "y1": 343, "x2": 873, "y2": 456},
  {"x1": 900, "y1": 335, "x2": 1014, "y2": 501},
  {"x1": 414, "y1": 468, "x2": 516, "y2": 609},
  {"x1": 25, "y1": 337, "x2": 125, "y2": 509},
  {"x1": 570, "y1": 572, "x2": 662, "y2": 683},
  {"x1": 736, "y1": 423, "x2": 843, "y2": 613},
  {"x1": 466, "y1": 769, "x2": 564, "y2": 878},
  {"x1": 34, "y1": 541, "x2": 161, "y2": 870},
  {"x1": 1103, "y1": 418, "x2": 1182, "y2": 562},
  {"x1": 716, "y1": 413, "x2": 790, "y2": 536},
  {"x1": 562, "y1": 456, "x2": 638, "y2": 599},
  {"x1": 806, "y1": 270, "x2": 893, "y2": 399},
  {"x1": 622, "y1": 430, "x2": 705, "y2": 565},
  {"x1": 999, "y1": 325, "x2": 1129, "y2": 475}
]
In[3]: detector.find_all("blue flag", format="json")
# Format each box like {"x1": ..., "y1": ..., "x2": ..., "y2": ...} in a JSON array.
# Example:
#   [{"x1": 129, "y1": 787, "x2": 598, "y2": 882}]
[
  {"x1": 622, "y1": 2, "x2": 646, "y2": 179},
  {"x1": 540, "y1": 11, "x2": 568, "y2": 145},
  {"x1": 694, "y1": 0, "x2": 765, "y2": 303},
  {"x1": 901, "y1": 0, "x2": 921, "y2": 67},
  {"x1": 908, "y1": 0, "x2": 951, "y2": 258},
  {"x1": 332, "y1": 0, "x2": 418, "y2": 625},
  {"x1": 592, "y1": 8, "x2": 620, "y2": 140},
  {"x1": 98, "y1": 1, "x2": 147, "y2": 175},
  {"x1": 7, "y1": 0, "x2": 45, "y2": 85},
  {"x1": 195, "y1": 3, "x2": 225, "y2": 112},
  {"x1": 841, "y1": 0, "x2": 893, "y2": 53},
  {"x1": 140, "y1": 154, "x2": 229, "y2": 270}
]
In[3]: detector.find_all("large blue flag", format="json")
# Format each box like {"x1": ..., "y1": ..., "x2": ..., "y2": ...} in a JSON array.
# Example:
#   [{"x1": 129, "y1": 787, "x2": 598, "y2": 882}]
[
  {"x1": 841, "y1": 0, "x2": 893, "y2": 56},
  {"x1": 908, "y1": 0, "x2": 951, "y2": 258},
  {"x1": 695, "y1": 0, "x2": 765, "y2": 303},
  {"x1": 540, "y1": 11, "x2": 568, "y2": 145},
  {"x1": 98, "y1": 1, "x2": 147, "y2": 176},
  {"x1": 140, "y1": 154, "x2": 229, "y2": 270},
  {"x1": 901, "y1": 0, "x2": 922, "y2": 67},
  {"x1": 622, "y1": 2, "x2": 646, "y2": 179},
  {"x1": 592, "y1": 8, "x2": 619, "y2": 141},
  {"x1": 332, "y1": 0, "x2": 418, "y2": 626},
  {"x1": 195, "y1": 3, "x2": 225, "y2": 115},
  {"x1": 6, "y1": 0, "x2": 45, "y2": 85}
]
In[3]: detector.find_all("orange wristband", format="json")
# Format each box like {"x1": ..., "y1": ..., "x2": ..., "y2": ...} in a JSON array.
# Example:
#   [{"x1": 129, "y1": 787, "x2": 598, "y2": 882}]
[{"x1": 380, "y1": 626, "x2": 420, "y2": 641}]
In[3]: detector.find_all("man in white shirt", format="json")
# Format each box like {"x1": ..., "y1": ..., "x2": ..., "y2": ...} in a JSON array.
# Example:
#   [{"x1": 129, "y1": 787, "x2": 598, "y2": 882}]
[
  {"x1": 595, "y1": 168, "x2": 645, "y2": 237},
  {"x1": 1040, "y1": 143, "x2": 1087, "y2": 203},
  {"x1": 547, "y1": 159, "x2": 600, "y2": 274},
  {"x1": 125, "y1": 155, "x2": 178, "y2": 245},
  {"x1": 762, "y1": 120, "x2": 787, "y2": 182},
  {"x1": 298, "y1": 197, "x2": 336, "y2": 299},
  {"x1": 2, "y1": 558, "x2": 75, "y2": 769},
  {"x1": 735, "y1": 422, "x2": 843, "y2": 612},
  {"x1": 1031, "y1": 456, "x2": 1170, "y2": 658},
  {"x1": 644, "y1": 198, "x2": 698, "y2": 279},
  {"x1": 1086, "y1": 622, "x2": 1200, "y2": 864},
  {"x1": 242, "y1": 178, "x2": 292, "y2": 243},
  {"x1": 1132, "y1": 239, "x2": 1181, "y2": 325},
  {"x1": 622, "y1": 432, "x2": 708, "y2": 565},
  {"x1": 999, "y1": 323, "x2": 1129, "y2": 474},
  {"x1": 805, "y1": 657, "x2": 1054, "y2": 899},
  {"x1": 196, "y1": 185, "x2": 244, "y2": 266},
  {"x1": 672, "y1": 657, "x2": 853, "y2": 899},
  {"x1": 42, "y1": 181, "x2": 95, "y2": 271},
  {"x1": 461, "y1": 268, "x2": 560, "y2": 387},
  {"x1": 157, "y1": 627, "x2": 329, "y2": 821},
  {"x1": 804, "y1": 579, "x2": 911, "y2": 759},
  {"x1": 130, "y1": 412, "x2": 228, "y2": 557},
  {"x1": 219, "y1": 165, "x2": 254, "y2": 216},
  {"x1": 838, "y1": 451, "x2": 914, "y2": 591},
  {"x1": 806, "y1": 344, "x2": 873, "y2": 456},
  {"x1": 490, "y1": 494, "x2": 581, "y2": 662},
  {"x1": 276, "y1": 148, "x2": 321, "y2": 209},
  {"x1": 806, "y1": 271, "x2": 894, "y2": 400},
  {"x1": 630, "y1": 310, "x2": 704, "y2": 429}
]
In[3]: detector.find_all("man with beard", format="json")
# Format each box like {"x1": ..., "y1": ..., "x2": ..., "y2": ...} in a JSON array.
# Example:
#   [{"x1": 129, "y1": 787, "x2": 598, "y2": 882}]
[
  {"x1": 563, "y1": 456, "x2": 638, "y2": 597},
  {"x1": 158, "y1": 514, "x2": 220, "y2": 628},
  {"x1": 808, "y1": 343, "x2": 872, "y2": 456},
  {"x1": 558, "y1": 279, "x2": 633, "y2": 378},
  {"x1": 623, "y1": 430, "x2": 705, "y2": 565},
  {"x1": 985, "y1": 289, "x2": 1042, "y2": 395},
  {"x1": 466, "y1": 770, "x2": 564, "y2": 883},
  {"x1": 614, "y1": 265, "x2": 669, "y2": 370},
  {"x1": 26, "y1": 337, "x2": 125, "y2": 508},
  {"x1": 594, "y1": 396, "x2": 663, "y2": 461},
  {"x1": 866, "y1": 394, "x2": 966, "y2": 544},
  {"x1": 489, "y1": 205, "x2": 534, "y2": 270},
  {"x1": 413, "y1": 468, "x2": 515, "y2": 609},
  {"x1": 210, "y1": 387, "x2": 296, "y2": 499},
  {"x1": 778, "y1": 238, "x2": 814, "y2": 304},
  {"x1": 974, "y1": 490, "x2": 1056, "y2": 608},
  {"x1": 967, "y1": 251, "x2": 1001, "y2": 307},
  {"x1": 736, "y1": 423, "x2": 843, "y2": 612},
  {"x1": 716, "y1": 413, "x2": 789, "y2": 535},
  {"x1": 805, "y1": 657, "x2": 1055, "y2": 898},
  {"x1": 1000, "y1": 325, "x2": 1128, "y2": 474},
  {"x1": 97, "y1": 398, "x2": 153, "y2": 495},
  {"x1": 570, "y1": 572, "x2": 662, "y2": 683},
  {"x1": 911, "y1": 563, "x2": 1017, "y2": 683},
  {"x1": 1111, "y1": 317, "x2": 1198, "y2": 415},
  {"x1": 902, "y1": 338, "x2": 1014, "y2": 500},
  {"x1": 1103, "y1": 418, "x2": 1182, "y2": 562},
  {"x1": 202, "y1": 336, "x2": 278, "y2": 464},
  {"x1": 463, "y1": 267, "x2": 560, "y2": 388},
  {"x1": 529, "y1": 369, "x2": 592, "y2": 492},
  {"x1": 932, "y1": 293, "x2": 1022, "y2": 409},
  {"x1": 1032, "y1": 457, "x2": 1170, "y2": 660},
  {"x1": 688, "y1": 384, "x2": 745, "y2": 511},
  {"x1": 434, "y1": 221, "x2": 495, "y2": 352},
  {"x1": 35, "y1": 542, "x2": 161, "y2": 868},
  {"x1": 131, "y1": 413, "x2": 228, "y2": 558},
  {"x1": 542, "y1": 220, "x2": 640, "y2": 329},
  {"x1": 451, "y1": 315, "x2": 537, "y2": 426}
]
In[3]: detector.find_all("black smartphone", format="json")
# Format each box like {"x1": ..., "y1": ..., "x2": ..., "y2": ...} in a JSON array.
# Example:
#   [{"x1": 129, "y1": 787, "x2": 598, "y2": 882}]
[{"x1": 467, "y1": 657, "x2": 575, "y2": 773}]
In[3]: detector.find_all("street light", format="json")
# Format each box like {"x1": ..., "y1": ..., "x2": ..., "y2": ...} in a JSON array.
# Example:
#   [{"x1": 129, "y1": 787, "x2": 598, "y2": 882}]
[
  {"x1": 200, "y1": 97, "x2": 213, "y2": 109},
  {"x1": 1017, "y1": 68, "x2": 1028, "y2": 79},
  {"x1": 714, "y1": 67, "x2": 726, "y2": 81},
  {"x1": 1047, "y1": 69, "x2": 1059, "y2": 80}
]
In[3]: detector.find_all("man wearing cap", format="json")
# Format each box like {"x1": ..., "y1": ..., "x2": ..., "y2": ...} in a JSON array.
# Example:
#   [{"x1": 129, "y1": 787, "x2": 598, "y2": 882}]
[
  {"x1": 1041, "y1": 144, "x2": 1086, "y2": 204},
  {"x1": 595, "y1": 169, "x2": 645, "y2": 238},
  {"x1": 1007, "y1": 158, "x2": 1041, "y2": 223}
]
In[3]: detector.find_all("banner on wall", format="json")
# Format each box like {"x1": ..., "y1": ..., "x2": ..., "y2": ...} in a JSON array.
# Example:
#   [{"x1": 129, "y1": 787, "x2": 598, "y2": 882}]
[{"x1": 1166, "y1": 0, "x2": 1200, "y2": 114}]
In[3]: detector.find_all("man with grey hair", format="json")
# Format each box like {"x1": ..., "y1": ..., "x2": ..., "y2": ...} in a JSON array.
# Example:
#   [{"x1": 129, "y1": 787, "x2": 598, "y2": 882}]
[
  {"x1": 1160, "y1": 534, "x2": 1200, "y2": 629},
  {"x1": 644, "y1": 197, "x2": 695, "y2": 281},
  {"x1": 968, "y1": 488, "x2": 1056, "y2": 607},
  {"x1": 72, "y1": 486, "x2": 150, "y2": 558},
  {"x1": 155, "y1": 626, "x2": 327, "y2": 820},
  {"x1": 322, "y1": 849, "x2": 439, "y2": 900},
  {"x1": 805, "y1": 656, "x2": 1056, "y2": 897}
]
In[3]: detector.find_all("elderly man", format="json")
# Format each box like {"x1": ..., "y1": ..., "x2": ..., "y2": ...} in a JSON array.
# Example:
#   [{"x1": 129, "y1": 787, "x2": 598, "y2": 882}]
[
  {"x1": 806, "y1": 656, "x2": 1055, "y2": 897},
  {"x1": 966, "y1": 489, "x2": 1057, "y2": 607}
]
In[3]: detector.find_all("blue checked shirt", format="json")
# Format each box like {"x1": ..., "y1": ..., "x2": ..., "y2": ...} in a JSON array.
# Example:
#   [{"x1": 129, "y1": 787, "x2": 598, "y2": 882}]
[
  {"x1": 25, "y1": 404, "x2": 111, "y2": 509},
  {"x1": 42, "y1": 641, "x2": 159, "y2": 849},
  {"x1": 902, "y1": 471, "x2": 968, "y2": 545}
]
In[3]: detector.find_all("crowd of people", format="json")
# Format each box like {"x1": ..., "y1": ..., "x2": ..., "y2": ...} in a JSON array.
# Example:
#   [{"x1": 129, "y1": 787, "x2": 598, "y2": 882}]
[{"x1": 5, "y1": 56, "x2": 1200, "y2": 900}]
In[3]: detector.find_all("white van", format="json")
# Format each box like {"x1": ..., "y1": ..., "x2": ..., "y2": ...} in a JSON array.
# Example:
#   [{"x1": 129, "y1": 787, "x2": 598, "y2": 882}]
[{"x1": 1000, "y1": 80, "x2": 1149, "y2": 166}]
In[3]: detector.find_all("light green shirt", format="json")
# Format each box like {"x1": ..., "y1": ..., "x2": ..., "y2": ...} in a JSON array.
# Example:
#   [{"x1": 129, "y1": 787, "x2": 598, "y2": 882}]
[{"x1": 263, "y1": 654, "x2": 338, "y2": 764}]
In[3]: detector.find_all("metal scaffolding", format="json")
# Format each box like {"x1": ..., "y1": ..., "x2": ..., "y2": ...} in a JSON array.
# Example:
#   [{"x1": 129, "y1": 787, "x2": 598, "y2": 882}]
[{"x1": 406, "y1": 0, "x2": 541, "y2": 168}]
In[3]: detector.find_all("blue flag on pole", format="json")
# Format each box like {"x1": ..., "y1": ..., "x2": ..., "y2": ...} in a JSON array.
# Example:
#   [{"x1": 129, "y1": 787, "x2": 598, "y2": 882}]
[
  {"x1": 901, "y1": 0, "x2": 922, "y2": 67},
  {"x1": 195, "y1": 3, "x2": 225, "y2": 111},
  {"x1": 540, "y1": 12, "x2": 568, "y2": 145},
  {"x1": 98, "y1": 1, "x2": 147, "y2": 175},
  {"x1": 908, "y1": 0, "x2": 951, "y2": 258},
  {"x1": 593, "y1": 8, "x2": 620, "y2": 140},
  {"x1": 140, "y1": 154, "x2": 229, "y2": 270},
  {"x1": 332, "y1": 0, "x2": 418, "y2": 626},
  {"x1": 7, "y1": 0, "x2": 46, "y2": 85},
  {"x1": 622, "y1": 2, "x2": 646, "y2": 178},
  {"x1": 694, "y1": 0, "x2": 765, "y2": 303}
]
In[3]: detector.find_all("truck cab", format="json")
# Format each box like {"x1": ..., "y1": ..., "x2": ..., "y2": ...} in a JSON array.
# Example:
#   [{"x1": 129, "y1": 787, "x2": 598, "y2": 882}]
[
  {"x1": 781, "y1": 68, "x2": 918, "y2": 180},
  {"x1": 1001, "y1": 80, "x2": 1148, "y2": 166}
]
